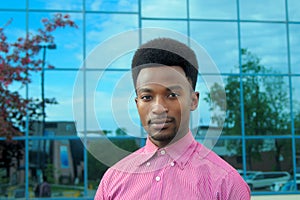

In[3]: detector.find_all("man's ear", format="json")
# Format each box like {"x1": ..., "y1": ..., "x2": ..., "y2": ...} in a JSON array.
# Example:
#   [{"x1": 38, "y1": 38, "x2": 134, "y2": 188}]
[{"x1": 190, "y1": 91, "x2": 199, "y2": 111}]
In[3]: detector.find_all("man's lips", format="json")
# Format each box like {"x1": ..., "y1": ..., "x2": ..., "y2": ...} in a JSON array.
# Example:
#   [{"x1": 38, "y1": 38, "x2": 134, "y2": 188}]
[{"x1": 148, "y1": 117, "x2": 174, "y2": 130}]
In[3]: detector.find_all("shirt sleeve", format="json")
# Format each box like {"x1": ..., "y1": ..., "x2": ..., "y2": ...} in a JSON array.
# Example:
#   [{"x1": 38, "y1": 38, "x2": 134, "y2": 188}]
[{"x1": 219, "y1": 170, "x2": 251, "y2": 200}]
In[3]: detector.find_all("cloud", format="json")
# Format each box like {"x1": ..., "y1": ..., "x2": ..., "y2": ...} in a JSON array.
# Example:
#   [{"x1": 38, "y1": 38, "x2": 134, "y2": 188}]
[
  {"x1": 90, "y1": 0, "x2": 103, "y2": 11},
  {"x1": 239, "y1": 0, "x2": 285, "y2": 20},
  {"x1": 141, "y1": 0, "x2": 186, "y2": 18},
  {"x1": 43, "y1": 0, "x2": 82, "y2": 10},
  {"x1": 240, "y1": 22, "x2": 288, "y2": 72}
]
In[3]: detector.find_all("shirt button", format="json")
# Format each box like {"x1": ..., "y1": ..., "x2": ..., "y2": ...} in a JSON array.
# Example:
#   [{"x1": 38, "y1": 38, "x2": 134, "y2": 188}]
[
  {"x1": 146, "y1": 162, "x2": 150, "y2": 166},
  {"x1": 160, "y1": 150, "x2": 166, "y2": 155},
  {"x1": 155, "y1": 176, "x2": 161, "y2": 182},
  {"x1": 170, "y1": 162, "x2": 175, "y2": 167}
]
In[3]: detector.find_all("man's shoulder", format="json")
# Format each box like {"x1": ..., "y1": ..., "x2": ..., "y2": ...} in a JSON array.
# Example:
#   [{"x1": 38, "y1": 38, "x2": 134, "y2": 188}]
[{"x1": 192, "y1": 143, "x2": 239, "y2": 177}]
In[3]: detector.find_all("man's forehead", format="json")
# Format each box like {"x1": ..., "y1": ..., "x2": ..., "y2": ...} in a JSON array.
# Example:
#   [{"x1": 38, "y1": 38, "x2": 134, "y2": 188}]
[{"x1": 137, "y1": 66, "x2": 188, "y2": 83}]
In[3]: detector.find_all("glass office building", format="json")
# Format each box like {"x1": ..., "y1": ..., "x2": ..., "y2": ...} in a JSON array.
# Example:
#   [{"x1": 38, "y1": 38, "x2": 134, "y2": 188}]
[{"x1": 0, "y1": 0, "x2": 299, "y2": 199}]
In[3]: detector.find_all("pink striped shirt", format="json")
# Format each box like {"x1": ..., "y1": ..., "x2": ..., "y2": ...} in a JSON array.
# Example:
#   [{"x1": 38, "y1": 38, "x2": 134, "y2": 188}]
[{"x1": 95, "y1": 131, "x2": 250, "y2": 200}]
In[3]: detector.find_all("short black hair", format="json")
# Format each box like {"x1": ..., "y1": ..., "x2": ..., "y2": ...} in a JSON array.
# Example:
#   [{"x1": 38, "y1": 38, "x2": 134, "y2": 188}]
[{"x1": 131, "y1": 38, "x2": 198, "y2": 90}]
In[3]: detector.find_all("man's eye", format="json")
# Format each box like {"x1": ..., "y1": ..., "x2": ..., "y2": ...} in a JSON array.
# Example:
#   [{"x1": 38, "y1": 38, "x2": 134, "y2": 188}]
[
  {"x1": 168, "y1": 92, "x2": 179, "y2": 98},
  {"x1": 141, "y1": 95, "x2": 152, "y2": 101}
]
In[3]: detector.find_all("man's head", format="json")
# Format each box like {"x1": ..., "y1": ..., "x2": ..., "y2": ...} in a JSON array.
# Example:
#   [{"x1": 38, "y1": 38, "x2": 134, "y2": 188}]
[
  {"x1": 131, "y1": 38, "x2": 199, "y2": 91},
  {"x1": 131, "y1": 38, "x2": 199, "y2": 147}
]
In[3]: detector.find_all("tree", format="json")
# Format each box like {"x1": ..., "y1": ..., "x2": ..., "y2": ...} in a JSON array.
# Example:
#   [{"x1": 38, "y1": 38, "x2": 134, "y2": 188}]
[
  {"x1": 0, "y1": 13, "x2": 77, "y2": 178},
  {"x1": 206, "y1": 49, "x2": 290, "y2": 170},
  {"x1": 115, "y1": 127, "x2": 127, "y2": 136}
]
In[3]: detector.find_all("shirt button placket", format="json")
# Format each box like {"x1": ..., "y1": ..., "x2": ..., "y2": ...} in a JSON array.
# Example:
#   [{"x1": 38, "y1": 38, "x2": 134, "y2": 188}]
[{"x1": 152, "y1": 171, "x2": 164, "y2": 199}]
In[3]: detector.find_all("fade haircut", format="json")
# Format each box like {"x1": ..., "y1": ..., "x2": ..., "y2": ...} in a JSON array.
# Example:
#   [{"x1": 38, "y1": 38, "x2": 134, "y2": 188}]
[{"x1": 131, "y1": 38, "x2": 199, "y2": 90}]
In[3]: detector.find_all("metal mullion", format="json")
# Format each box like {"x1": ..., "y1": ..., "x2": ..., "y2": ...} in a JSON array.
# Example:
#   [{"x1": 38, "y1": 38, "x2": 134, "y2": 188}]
[
  {"x1": 236, "y1": 0, "x2": 248, "y2": 177},
  {"x1": 25, "y1": 0, "x2": 29, "y2": 198},
  {"x1": 82, "y1": 0, "x2": 89, "y2": 197},
  {"x1": 285, "y1": 0, "x2": 298, "y2": 190}
]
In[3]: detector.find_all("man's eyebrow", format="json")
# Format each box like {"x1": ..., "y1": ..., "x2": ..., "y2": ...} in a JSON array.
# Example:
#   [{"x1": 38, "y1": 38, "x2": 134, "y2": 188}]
[
  {"x1": 136, "y1": 87, "x2": 153, "y2": 94},
  {"x1": 167, "y1": 85, "x2": 184, "y2": 91},
  {"x1": 136, "y1": 85, "x2": 184, "y2": 93}
]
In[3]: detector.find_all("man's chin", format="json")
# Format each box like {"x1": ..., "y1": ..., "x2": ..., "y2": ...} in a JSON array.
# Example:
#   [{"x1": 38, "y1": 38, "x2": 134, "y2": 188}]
[{"x1": 149, "y1": 129, "x2": 177, "y2": 142}]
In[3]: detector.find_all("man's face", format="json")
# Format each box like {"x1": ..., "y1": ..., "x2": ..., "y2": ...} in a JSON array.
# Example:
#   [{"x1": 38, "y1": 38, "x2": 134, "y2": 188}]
[{"x1": 135, "y1": 66, "x2": 199, "y2": 147}]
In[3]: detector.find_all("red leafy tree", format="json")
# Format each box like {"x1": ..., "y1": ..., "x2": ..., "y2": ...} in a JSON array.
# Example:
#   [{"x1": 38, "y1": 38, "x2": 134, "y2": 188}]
[{"x1": 0, "y1": 13, "x2": 77, "y2": 179}]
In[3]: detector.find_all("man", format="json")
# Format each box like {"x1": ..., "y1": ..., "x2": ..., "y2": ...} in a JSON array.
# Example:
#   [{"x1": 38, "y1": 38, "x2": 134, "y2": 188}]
[
  {"x1": 95, "y1": 38, "x2": 250, "y2": 199},
  {"x1": 37, "y1": 175, "x2": 51, "y2": 197}
]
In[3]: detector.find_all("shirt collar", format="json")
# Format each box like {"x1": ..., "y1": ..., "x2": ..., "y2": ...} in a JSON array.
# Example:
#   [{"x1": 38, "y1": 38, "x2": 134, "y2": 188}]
[{"x1": 138, "y1": 130, "x2": 196, "y2": 169}]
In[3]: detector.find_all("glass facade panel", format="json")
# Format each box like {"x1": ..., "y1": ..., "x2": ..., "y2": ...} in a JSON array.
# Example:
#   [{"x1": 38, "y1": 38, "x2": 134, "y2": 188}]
[
  {"x1": 86, "y1": 70, "x2": 141, "y2": 137},
  {"x1": 189, "y1": 0, "x2": 237, "y2": 20},
  {"x1": 243, "y1": 76, "x2": 290, "y2": 136},
  {"x1": 0, "y1": 0, "x2": 26, "y2": 9},
  {"x1": 240, "y1": 22, "x2": 288, "y2": 73},
  {"x1": 0, "y1": 139, "x2": 25, "y2": 198},
  {"x1": 193, "y1": 75, "x2": 212, "y2": 128},
  {"x1": 0, "y1": 12, "x2": 26, "y2": 41},
  {"x1": 190, "y1": 22, "x2": 238, "y2": 73},
  {"x1": 293, "y1": 77, "x2": 300, "y2": 135},
  {"x1": 290, "y1": 24, "x2": 300, "y2": 74},
  {"x1": 29, "y1": 0, "x2": 83, "y2": 10},
  {"x1": 288, "y1": 0, "x2": 300, "y2": 21},
  {"x1": 28, "y1": 139, "x2": 84, "y2": 198},
  {"x1": 85, "y1": 0, "x2": 138, "y2": 12},
  {"x1": 239, "y1": 0, "x2": 286, "y2": 21},
  {"x1": 141, "y1": 0, "x2": 187, "y2": 18},
  {"x1": 245, "y1": 139, "x2": 293, "y2": 191},
  {"x1": 28, "y1": 12, "x2": 83, "y2": 69},
  {"x1": 85, "y1": 14, "x2": 139, "y2": 59},
  {"x1": 44, "y1": 71, "x2": 78, "y2": 125},
  {"x1": 142, "y1": 20, "x2": 188, "y2": 37}
]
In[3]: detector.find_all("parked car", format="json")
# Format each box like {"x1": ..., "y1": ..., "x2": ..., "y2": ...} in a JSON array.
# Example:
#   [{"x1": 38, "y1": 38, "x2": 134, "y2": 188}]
[
  {"x1": 246, "y1": 171, "x2": 291, "y2": 190},
  {"x1": 237, "y1": 169, "x2": 261, "y2": 180},
  {"x1": 281, "y1": 180, "x2": 300, "y2": 191},
  {"x1": 271, "y1": 180, "x2": 300, "y2": 191}
]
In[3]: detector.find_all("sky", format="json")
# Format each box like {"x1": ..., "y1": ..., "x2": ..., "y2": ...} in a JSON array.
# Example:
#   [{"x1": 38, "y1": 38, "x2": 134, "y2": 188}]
[{"x1": 1, "y1": 0, "x2": 300, "y2": 135}]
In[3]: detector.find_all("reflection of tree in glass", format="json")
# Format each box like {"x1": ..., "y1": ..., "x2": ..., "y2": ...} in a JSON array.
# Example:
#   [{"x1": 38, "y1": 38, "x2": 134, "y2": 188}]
[
  {"x1": 0, "y1": 13, "x2": 77, "y2": 178},
  {"x1": 206, "y1": 49, "x2": 291, "y2": 171},
  {"x1": 294, "y1": 107, "x2": 300, "y2": 135}
]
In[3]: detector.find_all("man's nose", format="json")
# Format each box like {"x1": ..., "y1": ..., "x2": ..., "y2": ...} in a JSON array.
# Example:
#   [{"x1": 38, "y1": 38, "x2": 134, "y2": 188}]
[{"x1": 151, "y1": 97, "x2": 168, "y2": 114}]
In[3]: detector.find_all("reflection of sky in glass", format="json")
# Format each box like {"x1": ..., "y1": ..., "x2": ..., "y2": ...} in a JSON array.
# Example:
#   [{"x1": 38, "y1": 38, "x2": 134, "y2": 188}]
[
  {"x1": 45, "y1": 71, "x2": 78, "y2": 121},
  {"x1": 1, "y1": 0, "x2": 300, "y2": 134},
  {"x1": 240, "y1": 23, "x2": 288, "y2": 73},
  {"x1": 239, "y1": 0, "x2": 286, "y2": 21},
  {"x1": 0, "y1": 0, "x2": 26, "y2": 9},
  {"x1": 85, "y1": 0, "x2": 138, "y2": 12},
  {"x1": 0, "y1": 12, "x2": 26, "y2": 41},
  {"x1": 141, "y1": 0, "x2": 186, "y2": 18},
  {"x1": 142, "y1": 20, "x2": 187, "y2": 36},
  {"x1": 189, "y1": 0, "x2": 236, "y2": 19},
  {"x1": 85, "y1": 14, "x2": 138, "y2": 55},
  {"x1": 288, "y1": 0, "x2": 300, "y2": 21},
  {"x1": 86, "y1": 70, "x2": 141, "y2": 134},
  {"x1": 289, "y1": 24, "x2": 300, "y2": 73},
  {"x1": 190, "y1": 22, "x2": 238, "y2": 73},
  {"x1": 29, "y1": 12, "x2": 83, "y2": 69},
  {"x1": 29, "y1": 0, "x2": 82, "y2": 10}
]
